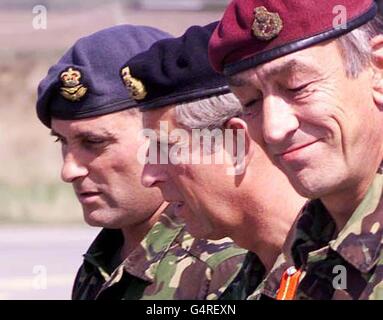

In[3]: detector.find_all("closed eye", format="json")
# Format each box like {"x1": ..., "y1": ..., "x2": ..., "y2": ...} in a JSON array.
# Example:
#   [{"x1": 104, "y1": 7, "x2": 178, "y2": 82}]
[
  {"x1": 287, "y1": 81, "x2": 314, "y2": 93},
  {"x1": 288, "y1": 85, "x2": 306, "y2": 93},
  {"x1": 243, "y1": 97, "x2": 262, "y2": 108},
  {"x1": 81, "y1": 138, "x2": 110, "y2": 150},
  {"x1": 83, "y1": 138, "x2": 107, "y2": 144}
]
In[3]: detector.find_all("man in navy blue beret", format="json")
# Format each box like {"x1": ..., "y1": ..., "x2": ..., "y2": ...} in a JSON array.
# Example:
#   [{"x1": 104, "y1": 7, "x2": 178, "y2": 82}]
[
  {"x1": 121, "y1": 22, "x2": 306, "y2": 300},
  {"x1": 36, "y1": 24, "x2": 247, "y2": 300}
]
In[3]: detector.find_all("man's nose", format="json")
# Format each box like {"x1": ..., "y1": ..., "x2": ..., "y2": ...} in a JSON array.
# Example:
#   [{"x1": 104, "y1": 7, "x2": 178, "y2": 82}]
[
  {"x1": 262, "y1": 95, "x2": 299, "y2": 146},
  {"x1": 141, "y1": 163, "x2": 167, "y2": 188},
  {"x1": 61, "y1": 152, "x2": 88, "y2": 183}
]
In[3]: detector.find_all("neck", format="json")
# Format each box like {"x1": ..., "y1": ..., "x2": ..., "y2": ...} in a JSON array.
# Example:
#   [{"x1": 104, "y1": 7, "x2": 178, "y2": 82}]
[
  {"x1": 120, "y1": 201, "x2": 168, "y2": 259},
  {"x1": 321, "y1": 170, "x2": 378, "y2": 233},
  {"x1": 232, "y1": 183, "x2": 306, "y2": 273}
]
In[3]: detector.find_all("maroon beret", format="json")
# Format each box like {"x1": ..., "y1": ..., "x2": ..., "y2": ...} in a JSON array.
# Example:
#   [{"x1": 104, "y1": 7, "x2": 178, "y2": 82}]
[{"x1": 209, "y1": 0, "x2": 377, "y2": 76}]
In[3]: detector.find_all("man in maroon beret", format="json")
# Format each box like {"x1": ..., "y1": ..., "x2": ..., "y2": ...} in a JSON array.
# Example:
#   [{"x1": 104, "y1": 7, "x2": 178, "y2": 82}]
[{"x1": 209, "y1": 0, "x2": 383, "y2": 299}]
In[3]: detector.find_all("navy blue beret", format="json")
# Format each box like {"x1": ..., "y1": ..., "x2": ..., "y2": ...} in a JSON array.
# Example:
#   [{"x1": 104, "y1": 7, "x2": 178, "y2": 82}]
[
  {"x1": 120, "y1": 22, "x2": 230, "y2": 111},
  {"x1": 36, "y1": 25, "x2": 171, "y2": 128}
]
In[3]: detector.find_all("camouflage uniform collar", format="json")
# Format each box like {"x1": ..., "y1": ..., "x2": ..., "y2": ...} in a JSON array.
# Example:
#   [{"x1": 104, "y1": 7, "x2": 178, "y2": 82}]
[
  {"x1": 221, "y1": 251, "x2": 265, "y2": 300},
  {"x1": 247, "y1": 252, "x2": 283, "y2": 300},
  {"x1": 81, "y1": 202, "x2": 183, "y2": 286},
  {"x1": 329, "y1": 172, "x2": 383, "y2": 273},
  {"x1": 82, "y1": 228, "x2": 124, "y2": 282},
  {"x1": 120, "y1": 202, "x2": 184, "y2": 283},
  {"x1": 292, "y1": 172, "x2": 383, "y2": 274},
  {"x1": 291, "y1": 200, "x2": 335, "y2": 269}
]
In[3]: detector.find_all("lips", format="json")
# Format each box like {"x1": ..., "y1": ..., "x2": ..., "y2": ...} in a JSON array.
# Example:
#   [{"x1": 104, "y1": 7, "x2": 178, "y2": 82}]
[
  {"x1": 79, "y1": 192, "x2": 101, "y2": 197},
  {"x1": 276, "y1": 140, "x2": 320, "y2": 159},
  {"x1": 77, "y1": 191, "x2": 102, "y2": 204}
]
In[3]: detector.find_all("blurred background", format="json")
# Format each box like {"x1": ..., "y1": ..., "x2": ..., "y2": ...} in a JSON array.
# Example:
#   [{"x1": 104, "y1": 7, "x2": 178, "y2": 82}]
[
  {"x1": 0, "y1": 0, "x2": 229, "y2": 225},
  {"x1": 0, "y1": 0, "x2": 228, "y2": 299},
  {"x1": 1, "y1": 0, "x2": 383, "y2": 300}
]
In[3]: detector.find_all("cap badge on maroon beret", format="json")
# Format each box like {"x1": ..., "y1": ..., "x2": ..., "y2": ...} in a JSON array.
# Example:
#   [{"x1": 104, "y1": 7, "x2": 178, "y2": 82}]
[
  {"x1": 121, "y1": 66, "x2": 147, "y2": 100},
  {"x1": 252, "y1": 6, "x2": 283, "y2": 41},
  {"x1": 59, "y1": 67, "x2": 88, "y2": 102}
]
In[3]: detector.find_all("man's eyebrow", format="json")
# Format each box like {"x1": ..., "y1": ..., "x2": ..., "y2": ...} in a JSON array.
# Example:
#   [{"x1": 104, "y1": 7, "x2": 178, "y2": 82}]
[
  {"x1": 50, "y1": 129, "x2": 62, "y2": 137},
  {"x1": 227, "y1": 74, "x2": 250, "y2": 87},
  {"x1": 266, "y1": 59, "x2": 318, "y2": 78},
  {"x1": 73, "y1": 130, "x2": 114, "y2": 140},
  {"x1": 50, "y1": 130, "x2": 67, "y2": 143},
  {"x1": 51, "y1": 129, "x2": 115, "y2": 141}
]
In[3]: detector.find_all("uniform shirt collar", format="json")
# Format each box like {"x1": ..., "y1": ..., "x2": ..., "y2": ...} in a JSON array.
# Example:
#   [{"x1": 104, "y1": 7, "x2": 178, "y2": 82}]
[
  {"x1": 82, "y1": 228, "x2": 124, "y2": 282},
  {"x1": 222, "y1": 251, "x2": 265, "y2": 300},
  {"x1": 109, "y1": 202, "x2": 184, "y2": 284},
  {"x1": 81, "y1": 201, "x2": 184, "y2": 287},
  {"x1": 292, "y1": 171, "x2": 383, "y2": 274},
  {"x1": 329, "y1": 173, "x2": 383, "y2": 272}
]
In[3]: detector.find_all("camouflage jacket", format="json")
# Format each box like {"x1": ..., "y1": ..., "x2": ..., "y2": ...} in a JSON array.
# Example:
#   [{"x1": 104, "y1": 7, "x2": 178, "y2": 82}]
[
  {"x1": 247, "y1": 253, "x2": 288, "y2": 300},
  {"x1": 219, "y1": 251, "x2": 266, "y2": 300},
  {"x1": 256, "y1": 171, "x2": 383, "y2": 300},
  {"x1": 72, "y1": 203, "x2": 247, "y2": 300}
]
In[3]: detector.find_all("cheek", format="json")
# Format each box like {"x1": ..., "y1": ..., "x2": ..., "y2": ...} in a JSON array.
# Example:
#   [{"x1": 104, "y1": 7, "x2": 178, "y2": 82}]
[
  {"x1": 238, "y1": 117, "x2": 266, "y2": 159},
  {"x1": 315, "y1": 103, "x2": 359, "y2": 142},
  {"x1": 169, "y1": 164, "x2": 208, "y2": 198},
  {"x1": 107, "y1": 145, "x2": 141, "y2": 172},
  {"x1": 90, "y1": 155, "x2": 139, "y2": 189},
  {"x1": 308, "y1": 77, "x2": 371, "y2": 132},
  {"x1": 168, "y1": 164, "x2": 193, "y2": 188},
  {"x1": 246, "y1": 118, "x2": 265, "y2": 143}
]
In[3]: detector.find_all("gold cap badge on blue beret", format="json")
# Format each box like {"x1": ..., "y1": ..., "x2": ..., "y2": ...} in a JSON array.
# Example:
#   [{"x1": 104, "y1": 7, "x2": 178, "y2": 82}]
[
  {"x1": 252, "y1": 6, "x2": 283, "y2": 41},
  {"x1": 59, "y1": 67, "x2": 88, "y2": 102},
  {"x1": 121, "y1": 66, "x2": 147, "y2": 100}
]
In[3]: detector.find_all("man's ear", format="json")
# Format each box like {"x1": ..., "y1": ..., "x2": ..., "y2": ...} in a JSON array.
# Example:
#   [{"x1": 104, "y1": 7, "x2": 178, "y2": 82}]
[
  {"x1": 224, "y1": 117, "x2": 254, "y2": 176},
  {"x1": 370, "y1": 35, "x2": 383, "y2": 106}
]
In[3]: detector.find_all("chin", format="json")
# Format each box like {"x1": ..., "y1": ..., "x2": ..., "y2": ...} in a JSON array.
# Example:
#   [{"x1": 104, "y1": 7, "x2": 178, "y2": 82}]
[
  {"x1": 83, "y1": 214, "x2": 105, "y2": 227},
  {"x1": 83, "y1": 208, "x2": 121, "y2": 229},
  {"x1": 289, "y1": 173, "x2": 337, "y2": 200}
]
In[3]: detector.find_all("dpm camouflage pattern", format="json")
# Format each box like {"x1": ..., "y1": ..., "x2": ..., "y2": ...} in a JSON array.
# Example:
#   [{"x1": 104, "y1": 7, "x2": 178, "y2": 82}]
[
  {"x1": 72, "y1": 202, "x2": 247, "y2": 300},
  {"x1": 219, "y1": 251, "x2": 266, "y2": 300},
  {"x1": 258, "y1": 171, "x2": 383, "y2": 300},
  {"x1": 247, "y1": 253, "x2": 289, "y2": 300}
]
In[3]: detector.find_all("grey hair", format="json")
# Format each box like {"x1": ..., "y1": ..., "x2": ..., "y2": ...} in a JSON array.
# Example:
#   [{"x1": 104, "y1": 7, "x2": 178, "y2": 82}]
[
  {"x1": 337, "y1": 14, "x2": 383, "y2": 78},
  {"x1": 175, "y1": 92, "x2": 242, "y2": 130}
]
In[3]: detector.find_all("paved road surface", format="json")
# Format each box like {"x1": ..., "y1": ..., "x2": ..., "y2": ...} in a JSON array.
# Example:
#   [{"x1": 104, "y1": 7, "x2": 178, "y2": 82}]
[{"x1": 0, "y1": 225, "x2": 100, "y2": 300}]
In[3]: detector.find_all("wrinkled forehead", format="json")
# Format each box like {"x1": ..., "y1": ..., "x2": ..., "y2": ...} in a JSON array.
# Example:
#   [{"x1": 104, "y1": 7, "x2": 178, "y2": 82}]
[
  {"x1": 228, "y1": 41, "x2": 340, "y2": 87},
  {"x1": 51, "y1": 112, "x2": 127, "y2": 137}
]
